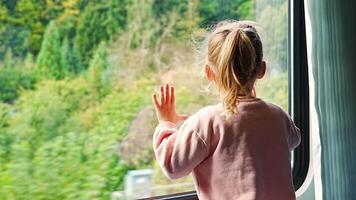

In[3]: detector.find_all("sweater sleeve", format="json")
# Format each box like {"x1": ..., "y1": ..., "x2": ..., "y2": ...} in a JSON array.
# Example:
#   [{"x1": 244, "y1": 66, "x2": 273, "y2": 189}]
[
  {"x1": 152, "y1": 111, "x2": 209, "y2": 180},
  {"x1": 287, "y1": 117, "x2": 301, "y2": 151}
]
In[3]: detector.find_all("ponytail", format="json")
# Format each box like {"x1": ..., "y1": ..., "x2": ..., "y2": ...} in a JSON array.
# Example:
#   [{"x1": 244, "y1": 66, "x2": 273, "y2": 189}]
[
  {"x1": 204, "y1": 20, "x2": 263, "y2": 116},
  {"x1": 215, "y1": 27, "x2": 257, "y2": 115}
]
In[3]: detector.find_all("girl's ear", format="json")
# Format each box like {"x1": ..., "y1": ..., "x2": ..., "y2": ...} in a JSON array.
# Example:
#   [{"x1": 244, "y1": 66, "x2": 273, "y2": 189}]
[
  {"x1": 205, "y1": 64, "x2": 215, "y2": 81},
  {"x1": 256, "y1": 61, "x2": 266, "y2": 79}
]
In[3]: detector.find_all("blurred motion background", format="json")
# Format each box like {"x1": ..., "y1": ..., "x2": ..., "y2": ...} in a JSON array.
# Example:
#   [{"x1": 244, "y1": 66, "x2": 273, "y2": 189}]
[{"x1": 0, "y1": 0, "x2": 288, "y2": 199}]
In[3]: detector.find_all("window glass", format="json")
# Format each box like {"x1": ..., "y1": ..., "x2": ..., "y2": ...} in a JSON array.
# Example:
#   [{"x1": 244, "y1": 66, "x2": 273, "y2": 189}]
[
  {"x1": 0, "y1": 0, "x2": 288, "y2": 199},
  {"x1": 255, "y1": 0, "x2": 289, "y2": 111}
]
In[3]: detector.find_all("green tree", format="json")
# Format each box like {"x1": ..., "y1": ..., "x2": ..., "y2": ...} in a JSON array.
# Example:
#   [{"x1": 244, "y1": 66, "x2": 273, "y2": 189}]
[
  {"x1": 0, "y1": 1, "x2": 31, "y2": 59},
  {"x1": 61, "y1": 37, "x2": 83, "y2": 74},
  {"x1": 0, "y1": 0, "x2": 48, "y2": 57},
  {"x1": 198, "y1": 0, "x2": 254, "y2": 27},
  {"x1": 198, "y1": 0, "x2": 218, "y2": 26},
  {"x1": 0, "y1": 103, "x2": 12, "y2": 166},
  {"x1": 0, "y1": 0, "x2": 78, "y2": 58},
  {"x1": 74, "y1": 0, "x2": 126, "y2": 67},
  {"x1": 87, "y1": 42, "x2": 109, "y2": 97},
  {"x1": 3, "y1": 48, "x2": 15, "y2": 68},
  {"x1": 36, "y1": 21, "x2": 67, "y2": 79},
  {"x1": 0, "y1": 66, "x2": 36, "y2": 103},
  {"x1": 14, "y1": 0, "x2": 47, "y2": 55}
]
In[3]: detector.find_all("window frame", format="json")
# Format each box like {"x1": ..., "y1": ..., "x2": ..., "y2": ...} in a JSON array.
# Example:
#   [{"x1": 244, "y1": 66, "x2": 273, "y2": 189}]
[
  {"x1": 289, "y1": 0, "x2": 310, "y2": 191},
  {"x1": 144, "y1": 0, "x2": 310, "y2": 198}
]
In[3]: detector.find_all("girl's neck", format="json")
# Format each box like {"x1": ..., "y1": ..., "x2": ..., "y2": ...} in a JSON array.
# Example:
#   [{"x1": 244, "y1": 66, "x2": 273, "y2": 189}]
[
  {"x1": 218, "y1": 92, "x2": 257, "y2": 103},
  {"x1": 237, "y1": 88, "x2": 256, "y2": 99},
  {"x1": 237, "y1": 94, "x2": 255, "y2": 99}
]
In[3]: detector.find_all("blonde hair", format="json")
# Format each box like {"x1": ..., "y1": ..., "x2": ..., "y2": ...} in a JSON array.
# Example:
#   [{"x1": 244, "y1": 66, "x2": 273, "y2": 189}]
[{"x1": 204, "y1": 20, "x2": 263, "y2": 115}]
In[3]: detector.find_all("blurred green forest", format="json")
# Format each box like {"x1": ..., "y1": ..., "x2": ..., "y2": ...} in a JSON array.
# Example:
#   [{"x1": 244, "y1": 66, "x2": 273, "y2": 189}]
[{"x1": 0, "y1": 0, "x2": 288, "y2": 199}]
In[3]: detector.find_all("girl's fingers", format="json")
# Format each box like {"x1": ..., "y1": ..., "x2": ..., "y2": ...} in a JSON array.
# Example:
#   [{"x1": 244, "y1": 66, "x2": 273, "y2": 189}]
[
  {"x1": 170, "y1": 86, "x2": 175, "y2": 104},
  {"x1": 160, "y1": 85, "x2": 165, "y2": 105},
  {"x1": 152, "y1": 94, "x2": 160, "y2": 108},
  {"x1": 165, "y1": 84, "x2": 170, "y2": 104}
]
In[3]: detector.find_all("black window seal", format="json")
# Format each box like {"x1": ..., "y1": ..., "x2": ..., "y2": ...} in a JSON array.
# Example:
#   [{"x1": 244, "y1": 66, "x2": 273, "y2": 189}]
[
  {"x1": 145, "y1": 0, "x2": 310, "y2": 198},
  {"x1": 289, "y1": 0, "x2": 310, "y2": 191}
]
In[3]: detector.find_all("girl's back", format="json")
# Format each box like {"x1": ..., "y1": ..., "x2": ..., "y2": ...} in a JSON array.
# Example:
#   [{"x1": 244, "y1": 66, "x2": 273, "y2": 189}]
[
  {"x1": 152, "y1": 20, "x2": 301, "y2": 200},
  {"x1": 189, "y1": 99, "x2": 300, "y2": 199},
  {"x1": 153, "y1": 98, "x2": 300, "y2": 200}
]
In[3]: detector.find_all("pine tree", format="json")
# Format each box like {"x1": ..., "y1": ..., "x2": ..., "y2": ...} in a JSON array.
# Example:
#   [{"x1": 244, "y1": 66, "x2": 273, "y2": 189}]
[
  {"x1": 36, "y1": 21, "x2": 67, "y2": 79},
  {"x1": 87, "y1": 42, "x2": 108, "y2": 97},
  {"x1": 3, "y1": 49, "x2": 15, "y2": 68},
  {"x1": 74, "y1": 0, "x2": 126, "y2": 67},
  {"x1": 24, "y1": 53, "x2": 35, "y2": 69},
  {"x1": 61, "y1": 37, "x2": 83, "y2": 75}
]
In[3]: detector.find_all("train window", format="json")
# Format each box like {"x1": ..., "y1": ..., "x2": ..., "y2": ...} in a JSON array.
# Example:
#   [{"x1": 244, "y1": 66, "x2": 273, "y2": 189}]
[{"x1": 0, "y1": 0, "x2": 308, "y2": 199}]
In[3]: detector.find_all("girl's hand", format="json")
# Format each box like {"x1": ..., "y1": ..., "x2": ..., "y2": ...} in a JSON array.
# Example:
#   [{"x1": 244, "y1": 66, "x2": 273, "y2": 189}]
[{"x1": 152, "y1": 84, "x2": 188, "y2": 124}]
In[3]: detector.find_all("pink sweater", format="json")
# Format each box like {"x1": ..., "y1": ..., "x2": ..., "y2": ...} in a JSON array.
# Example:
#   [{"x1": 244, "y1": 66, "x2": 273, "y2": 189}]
[{"x1": 153, "y1": 98, "x2": 301, "y2": 200}]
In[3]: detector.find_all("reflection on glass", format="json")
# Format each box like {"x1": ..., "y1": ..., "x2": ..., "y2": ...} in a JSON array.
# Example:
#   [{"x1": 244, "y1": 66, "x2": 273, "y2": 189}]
[{"x1": 0, "y1": 0, "x2": 288, "y2": 199}]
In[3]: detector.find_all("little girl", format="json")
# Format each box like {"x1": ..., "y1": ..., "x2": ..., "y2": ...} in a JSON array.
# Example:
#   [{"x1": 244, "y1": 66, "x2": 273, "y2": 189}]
[{"x1": 151, "y1": 20, "x2": 301, "y2": 200}]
